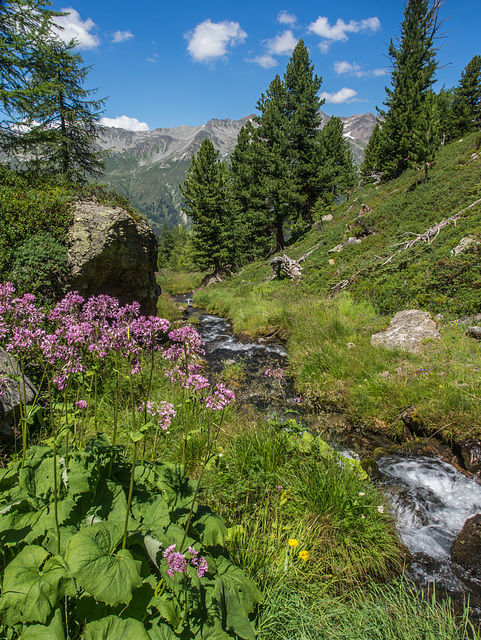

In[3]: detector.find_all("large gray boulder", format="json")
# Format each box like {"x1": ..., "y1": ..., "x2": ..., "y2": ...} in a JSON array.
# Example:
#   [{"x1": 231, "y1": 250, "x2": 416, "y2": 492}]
[
  {"x1": 371, "y1": 310, "x2": 440, "y2": 353},
  {"x1": 67, "y1": 202, "x2": 159, "y2": 315},
  {"x1": 0, "y1": 348, "x2": 37, "y2": 438}
]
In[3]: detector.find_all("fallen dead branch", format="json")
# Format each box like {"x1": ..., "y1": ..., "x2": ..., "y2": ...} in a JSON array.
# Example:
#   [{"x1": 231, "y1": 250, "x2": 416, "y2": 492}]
[
  {"x1": 330, "y1": 198, "x2": 481, "y2": 292},
  {"x1": 382, "y1": 198, "x2": 481, "y2": 264},
  {"x1": 268, "y1": 242, "x2": 323, "y2": 281}
]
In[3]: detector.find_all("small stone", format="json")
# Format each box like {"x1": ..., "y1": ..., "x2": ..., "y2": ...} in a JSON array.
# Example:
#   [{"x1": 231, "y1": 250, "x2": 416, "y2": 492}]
[
  {"x1": 346, "y1": 342, "x2": 357, "y2": 349},
  {"x1": 451, "y1": 236, "x2": 479, "y2": 256},
  {"x1": 466, "y1": 326, "x2": 481, "y2": 340},
  {"x1": 328, "y1": 259, "x2": 335, "y2": 265},
  {"x1": 322, "y1": 213, "x2": 333, "y2": 222}
]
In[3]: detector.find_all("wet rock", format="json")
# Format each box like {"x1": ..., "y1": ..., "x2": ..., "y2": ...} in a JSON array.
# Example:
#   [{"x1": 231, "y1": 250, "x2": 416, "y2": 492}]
[
  {"x1": 371, "y1": 310, "x2": 440, "y2": 353},
  {"x1": 466, "y1": 326, "x2": 481, "y2": 340},
  {"x1": 67, "y1": 201, "x2": 158, "y2": 315},
  {"x1": 451, "y1": 514, "x2": 481, "y2": 575},
  {"x1": 0, "y1": 349, "x2": 37, "y2": 439},
  {"x1": 456, "y1": 440, "x2": 481, "y2": 474}
]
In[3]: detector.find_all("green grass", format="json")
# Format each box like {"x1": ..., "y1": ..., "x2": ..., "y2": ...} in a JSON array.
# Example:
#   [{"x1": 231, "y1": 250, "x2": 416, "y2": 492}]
[
  {"x1": 256, "y1": 580, "x2": 477, "y2": 640},
  {"x1": 157, "y1": 269, "x2": 207, "y2": 295}
]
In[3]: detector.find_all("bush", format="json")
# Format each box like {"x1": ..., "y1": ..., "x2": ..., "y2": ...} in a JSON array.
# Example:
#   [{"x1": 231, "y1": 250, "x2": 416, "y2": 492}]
[{"x1": 11, "y1": 231, "x2": 71, "y2": 302}]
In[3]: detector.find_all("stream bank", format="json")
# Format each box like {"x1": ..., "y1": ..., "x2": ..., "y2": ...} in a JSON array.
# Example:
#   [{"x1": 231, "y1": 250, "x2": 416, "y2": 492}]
[{"x1": 178, "y1": 294, "x2": 481, "y2": 618}]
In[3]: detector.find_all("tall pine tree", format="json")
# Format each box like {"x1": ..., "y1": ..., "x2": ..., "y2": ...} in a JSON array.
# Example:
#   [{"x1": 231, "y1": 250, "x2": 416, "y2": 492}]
[
  {"x1": 318, "y1": 116, "x2": 357, "y2": 205},
  {"x1": 229, "y1": 121, "x2": 271, "y2": 262},
  {"x1": 0, "y1": 0, "x2": 59, "y2": 153},
  {"x1": 284, "y1": 40, "x2": 324, "y2": 223},
  {"x1": 378, "y1": 0, "x2": 443, "y2": 178},
  {"x1": 253, "y1": 74, "x2": 301, "y2": 249},
  {"x1": 18, "y1": 39, "x2": 106, "y2": 182},
  {"x1": 180, "y1": 138, "x2": 232, "y2": 273},
  {"x1": 451, "y1": 55, "x2": 481, "y2": 136}
]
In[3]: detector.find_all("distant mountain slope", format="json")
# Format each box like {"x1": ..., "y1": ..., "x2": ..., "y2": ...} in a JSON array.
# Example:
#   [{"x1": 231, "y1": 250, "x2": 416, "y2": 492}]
[{"x1": 98, "y1": 112, "x2": 378, "y2": 233}]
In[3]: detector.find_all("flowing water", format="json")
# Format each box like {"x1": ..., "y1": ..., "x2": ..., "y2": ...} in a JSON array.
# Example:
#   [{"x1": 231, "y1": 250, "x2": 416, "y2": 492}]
[
  {"x1": 180, "y1": 295, "x2": 481, "y2": 611},
  {"x1": 378, "y1": 455, "x2": 481, "y2": 612}
]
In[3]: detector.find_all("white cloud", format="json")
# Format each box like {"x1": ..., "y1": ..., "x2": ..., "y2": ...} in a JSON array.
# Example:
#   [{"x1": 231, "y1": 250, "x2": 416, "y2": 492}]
[
  {"x1": 248, "y1": 54, "x2": 278, "y2": 69},
  {"x1": 100, "y1": 115, "x2": 150, "y2": 131},
  {"x1": 185, "y1": 19, "x2": 247, "y2": 62},
  {"x1": 266, "y1": 29, "x2": 298, "y2": 56},
  {"x1": 309, "y1": 16, "x2": 380, "y2": 52},
  {"x1": 334, "y1": 60, "x2": 388, "y2": 78},
  {"x1": 111, "y1": 30, "x2": 134, "y2": 43},
  {"x1": 53, "y1": 7, "x2": 100, "y2": 49},
  {"x1": 277, "y1": 10, "x2": 297, "y2": 26},
  {"x1": 334, "y1": 60, "x2": 361, "y2": 75},
  {"x1": 319, "y1": 87, "x2": 359, "y2": 104}
]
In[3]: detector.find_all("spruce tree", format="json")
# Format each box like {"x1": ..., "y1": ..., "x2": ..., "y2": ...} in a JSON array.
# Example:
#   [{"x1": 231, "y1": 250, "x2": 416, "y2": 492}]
[
  {"x1": 180, "y1": 138, "x2": 232, "y2": 273},
  {"x1": 360, "y1": 123, "x2": 383, "y2": 183},
  {"x1": 0, "y1": 0, "x2": 59, "y2": 152},
  {"x1": 451, "y1": 55, "x2": 481, "y2": 136},
  {"x1": 254, "y1": 74, "x2": 300, "y2": 249},
  {"x1": 414, "y1": 90, "x2": 441, "y2": 181},
  {"x1": 229, "y1": 121, "x2": 271, "y2": 262},
  {"x1": 378, "y1": 0, "x2": 442, "y2": 178},
  {"x1": 18, "y1": 39, "x2": 106, "y2": 182},
  {"x1": 284, "y1": 39, "x2": 324, "y2": 222}
]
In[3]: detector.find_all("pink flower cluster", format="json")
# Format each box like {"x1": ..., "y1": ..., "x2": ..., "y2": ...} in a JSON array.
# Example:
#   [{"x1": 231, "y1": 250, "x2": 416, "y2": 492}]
[
  {"x1": 0, "y1": 284, "x2": 171, "y2": 390},
  {"x1": 138, "y1": 400, "x2": 176, "y2": 431},
  {"x1": 204, "y1": 383, "x2": 235, "y2": 411},
  {"x1": 163, "y1": 543, "x2": 208, "y2": 578},
  {"x1": 265, "y1": 367, "x2": 284, "y2": 379}
]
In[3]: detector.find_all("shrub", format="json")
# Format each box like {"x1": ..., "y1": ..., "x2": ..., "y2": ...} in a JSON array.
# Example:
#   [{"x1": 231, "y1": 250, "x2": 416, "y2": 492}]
[{"x1": 11, "y1": 231, "x2": 71, "y2": 302}]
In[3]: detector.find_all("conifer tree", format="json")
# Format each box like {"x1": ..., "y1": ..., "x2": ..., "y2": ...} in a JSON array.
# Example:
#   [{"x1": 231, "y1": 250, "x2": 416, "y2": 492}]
[
  {"x1": 284, "y1": 39, "x2": 324, "y2": 222},
  {"x1": 318, "y1": 116, "x2": 357, "y2": 204},
  {"x1": 18, "y1": 39, "x2": 106, "y2": 182},
  {"x1": 0, "y1": 0, "x2": 59, "y2": 152},
  {"x1": 414, "y1": 90, "x2": 441, "y2": 181},
  {"x1": 229, "y1": 121, "x2": 271, "y2": 261},
  {"x1": 451, "y1": 55, "x2": 481, "y2": 136},
  {"x1": 180, "y1": 138, "x2": 232, "y2": 273},
  {"x1": 378, "y1": 0, "x2": 443, "y2": 178},
  {"x1": 254, "y1": 74, "x2": 301, "y2": 249},
  {"x1": 360, "y1": 123, "x2": 383, "y2": 183}
]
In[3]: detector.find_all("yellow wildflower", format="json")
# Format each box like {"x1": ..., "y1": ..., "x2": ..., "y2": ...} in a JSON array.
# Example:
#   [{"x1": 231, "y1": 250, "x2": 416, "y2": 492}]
[
  {"x1": 298, "y1": 549, "x2": 309, "y2": 561},
  {"x1": 288, "y1": 538, "x2": 299, "y2": 547}
]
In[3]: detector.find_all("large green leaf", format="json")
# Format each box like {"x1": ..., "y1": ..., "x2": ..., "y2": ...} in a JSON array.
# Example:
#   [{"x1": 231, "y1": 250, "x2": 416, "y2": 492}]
[
  {"x1": 193, "y1": 510, "x2": 227, "y2": 547},
  {"x1": 132, "y1": 494, "x2": 170, "y2": 535},
  {"x1": 147, "y1": 620, "x2": 177, "y2": 640},
  {"x1": 84, "y1": 615, "x2": 150, "y2": 640},
  {"x1": 19, "y1": 608, "x2": 65, "y2": 639},
  {"x1": 214, "y1": 557, "x2": 262, "y2": 640},
  {"x1": 65, "y1": 521, "x2": 142, "y2": 606},
  {"x1": 0, "y1": 546, "x2": 69, "y2": 626}
]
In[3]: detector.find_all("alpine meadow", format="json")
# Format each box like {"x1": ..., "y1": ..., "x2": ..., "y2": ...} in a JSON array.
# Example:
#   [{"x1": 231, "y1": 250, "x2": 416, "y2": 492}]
[{"x1": 1, "y1": 0, "x2": 481, "y2": 639}]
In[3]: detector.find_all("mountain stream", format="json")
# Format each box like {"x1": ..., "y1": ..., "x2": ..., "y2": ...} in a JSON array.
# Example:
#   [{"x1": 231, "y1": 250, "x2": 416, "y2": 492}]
[{"x1": 180, "y1": 295, "x2": 481, "y2": 614}]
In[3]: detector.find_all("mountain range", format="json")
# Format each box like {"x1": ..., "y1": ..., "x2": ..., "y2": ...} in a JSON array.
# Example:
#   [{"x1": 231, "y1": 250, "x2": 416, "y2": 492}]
[{"x1": 97, "y1": 111, "x2": 378, "y2": 234}]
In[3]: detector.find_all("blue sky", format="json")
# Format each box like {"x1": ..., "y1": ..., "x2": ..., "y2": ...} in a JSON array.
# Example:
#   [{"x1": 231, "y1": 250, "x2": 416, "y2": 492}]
[{"x1": 49, "y1": 0, "x2": 481, "y2": 131}]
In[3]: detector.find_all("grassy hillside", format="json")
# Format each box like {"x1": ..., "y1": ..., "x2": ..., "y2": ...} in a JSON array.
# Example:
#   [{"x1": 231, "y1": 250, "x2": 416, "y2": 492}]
[{"x1": 193, "y1": 133, "x2": 481, "y2": 442}]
